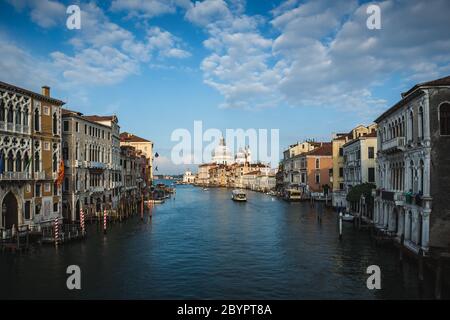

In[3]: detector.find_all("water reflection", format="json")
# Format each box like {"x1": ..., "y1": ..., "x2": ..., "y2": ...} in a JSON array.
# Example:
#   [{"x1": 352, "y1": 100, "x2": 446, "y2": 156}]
[{"x1": 0, "y1": 185, "x2": 440, "y2": 299}]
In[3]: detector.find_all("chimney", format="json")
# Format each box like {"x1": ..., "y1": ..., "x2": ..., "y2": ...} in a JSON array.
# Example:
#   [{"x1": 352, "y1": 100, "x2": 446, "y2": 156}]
[{"x1": 42, "y1": 86, "x2": 50, "y2": 97}]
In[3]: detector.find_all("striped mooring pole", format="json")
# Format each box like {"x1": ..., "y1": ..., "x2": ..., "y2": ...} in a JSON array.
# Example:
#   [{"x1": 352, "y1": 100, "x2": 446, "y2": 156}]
[
  {"x1": 54, "y1": 217, "x2": 59, "y2": 245},
  {"x1": 103, "y1": 209, "x2": 107, "y2": 234},
  {"x1": 80, "y1": 208, "x2": 85, "y2": 235}
]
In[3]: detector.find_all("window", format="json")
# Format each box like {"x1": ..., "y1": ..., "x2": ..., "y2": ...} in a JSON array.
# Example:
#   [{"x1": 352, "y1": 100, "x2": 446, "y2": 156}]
[
  {"x1": 35, "y1": 205, "x2": 40, "y2": 215},
  {"x1": 43, "y1": 106, "x2": 50, "y2": 116},
  {"x1": 409, "y1": 110, "x2": 414, "y2": 140},
  {"x1": 16, "y1": 152, "x2": 22, "y2": 172},
  {"x1": 339, "y1": 147, "x2": 343, "y2": 156},
  {"x1": 368, "y1": 147, "x2": 375, "y2": 159},
  {"x1": 63, "y1": 142, "x2": 69, "y2": 160},
  {"x1": 44, "y1": 183, "x2": 51, "y2": 193},
  {"x1": 315, "y1": 173, "x2": 320, "y2": 184},
  {"x1": 53, "y1": 153, "x2": 58, "y2": 172},
  {"x1": 54, "y1": 182, "x2": 58, "y2": 196},
  {"x1": 0, "y1": 99, "x2": 4, "y2": 121},
  {"x1": 34, "y1": 108, "x2": 40, "y2": 131},
  {"x1": 75, "y1": 122, "x2": 79, "y2": 132},
  {"x1": 339, "y1": 167, "x2": 344, "y2": 178},
  {"x1": 53, "y1": 114, "x2": 58, "y2": 135},
  {"x1": 368, "y1": 167, "x2": 375, "y2": 183},
  {"x1": 44, "y1": 141, "x2": 50, "y2": 151},
  {"x1": 85, "y1": 124, "x2": 87, "y2": 134},
  {"x1": 64, "y1": 177, "x2": 69, "y2": 192},
  {"x1": 339, "y1": 183, "x2": 344, "y2": 190},
  {"x1": 53, "y1": 202, "x2": 58, "y2": 213},
  {"x1": 418, "y1": 107, "x2": 424, "y2": 139},
  {"x1": 35, "y1": 184, "x2": 41, "y2": 197},
  {"x1": 440, "y1": 103, "x2": 450, "y2": 135},
  {"x1": 63, "y1": 120, "x2": 69, "y2": 132},
  {"x1": 24, "y1": 201, "x2": 31, "y2": 220},
  {"x1": 34, "y1": 151, "x2": 40, "y2": 172},
  {"x1": 315, "y1": 158, "x2": 320, "y2": 169}
]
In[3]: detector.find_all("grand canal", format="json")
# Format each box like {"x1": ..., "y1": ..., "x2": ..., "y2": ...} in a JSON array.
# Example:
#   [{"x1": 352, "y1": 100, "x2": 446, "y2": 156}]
[{"x1": 0, "y1": 184, "x2": 440, "y2": 299}]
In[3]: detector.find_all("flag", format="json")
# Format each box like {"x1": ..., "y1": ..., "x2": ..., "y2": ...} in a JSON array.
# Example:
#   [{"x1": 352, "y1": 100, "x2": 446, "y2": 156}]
[
  {"x1": 56, "y1": 159, "x2": 65, "y2": 186},
  {"x1": 155, "y1": 166, "x2": 158, "y2": 171},
  {"x1": 154, "y1": 152, "x2": 159, "y2": 158}
]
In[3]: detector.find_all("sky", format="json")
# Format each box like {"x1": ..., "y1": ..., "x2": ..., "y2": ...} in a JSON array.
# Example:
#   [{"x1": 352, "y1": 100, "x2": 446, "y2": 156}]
[{"x1": 1, "y1": 0, "x2": 450, "y2": 174}]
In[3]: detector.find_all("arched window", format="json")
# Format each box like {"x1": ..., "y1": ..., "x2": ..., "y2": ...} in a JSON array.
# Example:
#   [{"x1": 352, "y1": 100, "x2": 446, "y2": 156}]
[
  {"x1": 15, "y1": 108, "x2": 21, "y2": 125},
  {"x1": 34, "y1": 151, "x2": 40, "y2": 172},
  {"x1": 7, "y1": 150, "x2": 14, "y2": 172},
  {"x1": 0, "y1": 99, "x2": 5, "y2": 121},
  {"x1": 409, "y1": 110, "x2": 414, "y2": 140},
  {"x1": 53, "y1": 113, "x2": 58, "y2": 135},
  {"x1": 63, "y1": 142, "x2": 69, "y2": 161},
  {"x1": 7, "y1": 103, "x2": 13, "y2": 123},
  {"x1": 0, "y1": 150, "x2": 4, "y2": 171},
  {"x1": 23, "y1": 108, "x2": 29, "y2": 127},
  {"x1": 418, "y1": 107, "x2": 424, "y2": 139},
  {"x1": 64, "y1": 177, "x2": 69, "y2": 192},
  {"x1": 419, "y1": 160, "x2": 424, "y2": 193},
  {"x1": 409, "y1": 160, "x2": 414, "y2": 192},
  {"x1": 34, "y1": 108, "x2": 40, "y2": 131},
  {"x1": 440, "y1": 102, "x2": 450, "y2": 135},
  {"x1": 16, "y1": 151, "x2": 22, "y2": 172},
  {"x1": 53, "y1": 153, "x2": 58, "y2": 172},
  {"x1": 24, "y1": 153, "x2": 29, "y2": 172}
]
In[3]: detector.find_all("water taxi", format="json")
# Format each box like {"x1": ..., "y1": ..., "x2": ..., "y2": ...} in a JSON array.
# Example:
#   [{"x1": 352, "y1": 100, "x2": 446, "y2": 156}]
[
  {"x1": 283, "y1": 189, "x2": 303, "y2": 201},
  {"x1": 231, "y1": 189, "x2": 247, "y2": 202}
]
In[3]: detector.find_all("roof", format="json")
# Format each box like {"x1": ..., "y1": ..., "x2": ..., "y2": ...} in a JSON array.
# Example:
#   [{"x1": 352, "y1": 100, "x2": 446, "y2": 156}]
[
  {"x1": 376, "y1": 75, "x2": 450, "y2": 123},
  {"x1": 83, "y1": 115, "x2": 116, "y2": 122},
  {"x1": 120, "y1": 132, "x2": 152, "y2": 143},
  {"x1": 401, "y1": 75, "x2": 450, "y2": 98},
  {"x1": 304, "y1": 143, "x2": 332, "y2": 156},
  {"x1": 0, "y1": 81, "x2": 65, "y2": 105},
  {"x1": 343, "y1": 131, "x2": 377, "y2": 148}
]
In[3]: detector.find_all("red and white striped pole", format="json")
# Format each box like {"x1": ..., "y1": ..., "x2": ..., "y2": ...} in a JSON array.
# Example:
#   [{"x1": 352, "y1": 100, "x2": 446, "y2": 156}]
[
  {"x1": 80, "y1": 208, "x2": 85, "y2": 236},
  {"x1": 103, "y1": 208, "x2": 107, "y2": 234},
  {"x1": 54, "y1": 217, "x2": 59, "y2": 245}
]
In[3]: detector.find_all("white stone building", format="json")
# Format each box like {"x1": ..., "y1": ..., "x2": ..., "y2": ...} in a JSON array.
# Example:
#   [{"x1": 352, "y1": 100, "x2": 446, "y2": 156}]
[{"x1": 374, "y1": 75, "x2": 450, "y2": 256}]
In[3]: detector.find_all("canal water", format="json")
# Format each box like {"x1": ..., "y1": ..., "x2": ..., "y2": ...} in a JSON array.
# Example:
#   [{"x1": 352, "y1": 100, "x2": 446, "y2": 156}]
[{"x1": 0, "y1": 184, "x2": 441, "y2": 299}]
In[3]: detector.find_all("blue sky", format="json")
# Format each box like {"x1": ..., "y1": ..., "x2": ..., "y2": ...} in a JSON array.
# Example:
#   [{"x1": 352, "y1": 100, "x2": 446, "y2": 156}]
[{"x1": 1, "y1": 0, "x2": 450, "y2": 174}]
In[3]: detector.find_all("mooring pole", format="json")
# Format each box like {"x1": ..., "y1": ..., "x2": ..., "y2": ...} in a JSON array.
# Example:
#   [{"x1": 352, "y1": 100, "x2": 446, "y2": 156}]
[{"x1": 339, "y1": 211, "x2": 343, "y2": 241}]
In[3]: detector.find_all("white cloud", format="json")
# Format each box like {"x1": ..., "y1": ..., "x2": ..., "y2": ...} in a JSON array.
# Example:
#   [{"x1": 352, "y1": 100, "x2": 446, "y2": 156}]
[
  {"x1": 6, "y1": 0, "x2": 66, "y2": 28},
  {"x1": 111, "y1": 0, "x2": 191, "y2": 18},
  {"x1": 185, "y1": 0, "x2": 232, "y2": 26},
  {"x1": 196, "y1": 0, "x2": 450, "y2": 113}
]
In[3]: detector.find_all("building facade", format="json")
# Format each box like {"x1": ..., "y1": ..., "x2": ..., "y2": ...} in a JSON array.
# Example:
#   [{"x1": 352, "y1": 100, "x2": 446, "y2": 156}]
[
  {"x1": 120, "y1": 132, "x2": 153, "y2": 186},
  {"x1": 1, "y1": 82, "x2": 64, "y2": 232},
  {"x1": 374, "y1": 75, "x2": 450, "y2": 255},
  {"x1": 61, "y1": 109, "x2": 118, "y2": 220}
]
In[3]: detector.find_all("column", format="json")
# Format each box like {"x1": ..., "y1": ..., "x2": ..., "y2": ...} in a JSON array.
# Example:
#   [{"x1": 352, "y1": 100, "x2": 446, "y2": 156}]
[
  {"x1": 421, "y1": 210, "x2": 430, "y2": 251},
  {"x1": 405, "y1": 211, "x2": 411, "y2": 240}
]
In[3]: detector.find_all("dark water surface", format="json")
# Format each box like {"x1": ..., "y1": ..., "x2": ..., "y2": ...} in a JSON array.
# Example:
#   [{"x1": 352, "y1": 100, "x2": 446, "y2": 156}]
[{"x1": 0, "y1": 184, "x2": 439, "y2": 299}]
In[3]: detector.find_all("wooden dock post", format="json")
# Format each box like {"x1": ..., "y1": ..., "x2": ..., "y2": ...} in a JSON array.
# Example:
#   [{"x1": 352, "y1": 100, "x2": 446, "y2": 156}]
[
  {"x1": 418, "y1": 248, "x2": 424, "y2": 282},
  {"x1": 435, "y1": 256, "x2": 442, "y2": 300},
  {"x1": 339, "y1": 212, "x2": 343, "y2": 241}
]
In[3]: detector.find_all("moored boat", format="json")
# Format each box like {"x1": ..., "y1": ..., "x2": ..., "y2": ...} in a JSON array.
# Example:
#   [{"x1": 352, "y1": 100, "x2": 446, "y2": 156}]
[
  {"x1": 283, "y1": 189, "x2": 302, "y2": 201},
  {"x1": 231, "y1": 189, "x2": 247, "y2": 202}
]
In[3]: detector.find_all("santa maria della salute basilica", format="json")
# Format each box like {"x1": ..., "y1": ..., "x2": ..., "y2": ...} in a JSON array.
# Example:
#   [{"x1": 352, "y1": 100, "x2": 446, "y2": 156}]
[{"x1": 211, "y1": 137, "x2": 252, "y2": 165}]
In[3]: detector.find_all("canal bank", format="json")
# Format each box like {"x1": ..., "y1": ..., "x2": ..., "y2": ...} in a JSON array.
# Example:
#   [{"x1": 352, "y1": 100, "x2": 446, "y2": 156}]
[{"x1": 0, "y1": 185, "x2": 445, "y2": 299}]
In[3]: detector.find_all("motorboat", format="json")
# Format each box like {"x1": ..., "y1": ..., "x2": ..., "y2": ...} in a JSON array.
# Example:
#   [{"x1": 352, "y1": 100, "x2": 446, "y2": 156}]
[
  {"x1": 341, "y1": 213, "x2": 354, "y2": 222},
  {"x1": 283, "y1": 189, "x2": 302, "y2": 201},
  {"x1": 231, "y1": 189, "x2": 247, "y2": 202}
]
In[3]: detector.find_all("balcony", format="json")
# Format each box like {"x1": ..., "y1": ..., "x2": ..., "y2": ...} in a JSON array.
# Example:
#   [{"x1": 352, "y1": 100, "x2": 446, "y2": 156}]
[
  {"x1": 89, "y1": 186, "x2": 105, "y2": 193},
  {"x1": 381, "y1": 190, "x2": 404, "y2": 205},
  {"x1": 34, "y1": 171, "x2": 46, "y2": 180},
  {"x1": 381, "y1": 137, "x2": 405, "y2": 153},
  {"x1": 87, "y1": 161, "x2": 106, "y2": 169},
  {"x1": 0, "y1": 172, "x2": 31, "y2": 180},
  {"x1": 75, "y1": 160, "x2": 84, "y2": 167},
  {"x1": 0, "y1": 121, "x2": 30, "y2": 134}
]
